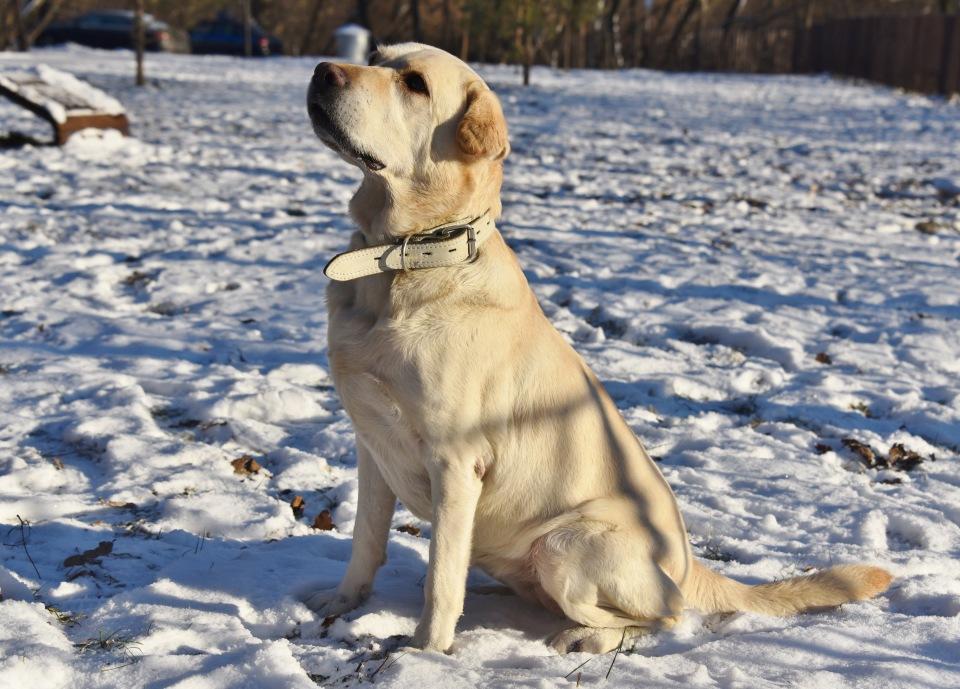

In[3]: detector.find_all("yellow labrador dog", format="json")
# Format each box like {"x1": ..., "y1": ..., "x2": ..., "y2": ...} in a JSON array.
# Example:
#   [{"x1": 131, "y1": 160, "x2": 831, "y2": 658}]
[{"x1": 304, "y1": 43, "x2": 892, "y2": 654}]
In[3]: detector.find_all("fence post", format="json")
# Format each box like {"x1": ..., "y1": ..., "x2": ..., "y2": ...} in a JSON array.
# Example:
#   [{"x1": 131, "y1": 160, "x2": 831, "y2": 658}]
[{"x1": 941, "y1": 15, "x2": 959, "y2": 94}]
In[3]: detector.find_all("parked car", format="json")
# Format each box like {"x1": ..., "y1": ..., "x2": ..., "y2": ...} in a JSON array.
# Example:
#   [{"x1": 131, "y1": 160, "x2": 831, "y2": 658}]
[
  {"x1": 189, "y1": 14, "x2": 283, "y2": 57},
  {"x1": 37, "y1": 10, "x2": 189, "y2": 53}
]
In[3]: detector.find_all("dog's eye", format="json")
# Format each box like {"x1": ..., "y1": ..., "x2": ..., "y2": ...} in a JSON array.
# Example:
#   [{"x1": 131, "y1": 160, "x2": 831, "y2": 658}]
[{"x1": 403, "y1": 72, "x2": 429, "y2": 96}]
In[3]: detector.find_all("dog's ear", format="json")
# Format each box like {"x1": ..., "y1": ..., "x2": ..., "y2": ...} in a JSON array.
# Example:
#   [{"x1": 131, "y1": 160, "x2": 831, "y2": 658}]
[{"x1": 457, "y1": 83, "x2": 509, "y2": 161}]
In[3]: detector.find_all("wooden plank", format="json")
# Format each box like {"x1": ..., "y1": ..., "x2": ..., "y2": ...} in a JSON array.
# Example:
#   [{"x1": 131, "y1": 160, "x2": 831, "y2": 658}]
[
  {"x1": 873, "y1": 18, "x2": 891, "y2": 87},
  {"x1": 921, "y1": 18, "x2": 944, "y2": 94},
  {"x1": 891, "y1": 18, "x2": 911, "y2": 90},
  {"x1": 55, "y1": 114, "x2": 130, "y2": 146},
  {"x1": 940, "y1": 15, "x2": 960, "y2": 95}
]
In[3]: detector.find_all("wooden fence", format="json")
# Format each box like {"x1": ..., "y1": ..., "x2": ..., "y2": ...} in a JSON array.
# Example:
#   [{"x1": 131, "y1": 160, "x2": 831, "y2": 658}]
[
  {"x1": 796, "y1": 16, "x2": 960, "y2": 95},
  {"x1": 689, "y1": 15, "x2": 960, "y2": 97}
]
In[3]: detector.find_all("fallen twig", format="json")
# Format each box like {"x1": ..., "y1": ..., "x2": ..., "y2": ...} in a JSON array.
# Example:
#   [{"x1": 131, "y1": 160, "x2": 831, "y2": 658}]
[{"x1": 15, "y1": 514, "x2": 42, "y2": 581}]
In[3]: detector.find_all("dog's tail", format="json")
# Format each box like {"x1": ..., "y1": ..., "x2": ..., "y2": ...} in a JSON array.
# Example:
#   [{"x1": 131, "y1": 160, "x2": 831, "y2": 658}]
[{"x1": 683, "y1": 560, "x2": 893, "y2": 616}]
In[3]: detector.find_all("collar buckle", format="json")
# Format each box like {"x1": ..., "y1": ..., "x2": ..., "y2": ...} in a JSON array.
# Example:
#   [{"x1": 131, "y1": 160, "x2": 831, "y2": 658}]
[
  {"x1": 406, "y1": 222, "x2": 478, "y2": 262},
  {"x1": 413, "y1": 222, "x2": 472, "y2": 243}
]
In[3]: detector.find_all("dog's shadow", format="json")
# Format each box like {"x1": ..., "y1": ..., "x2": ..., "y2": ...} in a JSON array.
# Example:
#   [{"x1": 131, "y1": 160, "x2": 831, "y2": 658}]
[
  {"x1": 308, "y1": 537, "x2": 567, "y2": 651},
  {"x1": 461, "y1": 581, "x2": 567, "y2": 640}
]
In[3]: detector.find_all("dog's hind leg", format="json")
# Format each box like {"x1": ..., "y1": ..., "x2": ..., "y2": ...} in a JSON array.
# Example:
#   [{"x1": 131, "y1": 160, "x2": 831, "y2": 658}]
[{"x1": 531, "y1": 504, "x2": 684, "y2": 654}]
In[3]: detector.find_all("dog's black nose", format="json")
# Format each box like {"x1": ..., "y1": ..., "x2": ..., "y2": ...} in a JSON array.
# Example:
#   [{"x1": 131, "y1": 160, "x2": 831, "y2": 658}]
[{"x1": 313, "y1": 62, "x2": 348, "y2": 89}]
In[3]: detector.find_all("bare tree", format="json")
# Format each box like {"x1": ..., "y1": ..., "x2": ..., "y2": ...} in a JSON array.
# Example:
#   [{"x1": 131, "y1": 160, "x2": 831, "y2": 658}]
[
  {"x1": 356, "y1": 0, "x2": 370, "y2": 29},
  {"x1": 25, "y1": 0, "x2": 63, "y2": 47},
  {"x1": 243, "y1": 0, "x2": 252, "y2": 57},
  {"x1": 604, "y1": 0, "x2": 625, "y2": 68},
  {"x1": 298, "y1": 0, "x2": 323, "y2": 56},
  {"x1": 134, "y1": 0, "x2": 145, "y2": 86},
  {"x1": 14, "y1": 0, "x2": 27, "y2": 50},
  {"x1": 665, "y1": 0, "x2": 700, "y2": 65},
  {"x1": 411, "y1": 0, "x2": 422, "y2": 41}
]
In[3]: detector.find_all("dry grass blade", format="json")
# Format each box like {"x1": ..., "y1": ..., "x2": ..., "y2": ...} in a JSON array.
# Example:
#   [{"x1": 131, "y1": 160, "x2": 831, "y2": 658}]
[
  {"x1": 564, "y1": 655, "x2": 594, "y2": 679},
  {"x1": 76, "y1": 628, "x2": 143, "y2": 671},
  {"x1": 605, "y1": 628, "x2": 627, "y2": 680},
  {"x1": 46, "y1": 604, "x2": 83, "y2": 625}
]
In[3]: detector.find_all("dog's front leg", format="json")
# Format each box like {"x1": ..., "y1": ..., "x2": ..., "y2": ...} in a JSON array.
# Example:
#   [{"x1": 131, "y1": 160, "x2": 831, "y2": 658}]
[
  {"x1": 304, "y1": 439, "x2": 395, "y2": 616},
  {"x1": 411, "y1": 454, "x2": 483, "y2": 652}
]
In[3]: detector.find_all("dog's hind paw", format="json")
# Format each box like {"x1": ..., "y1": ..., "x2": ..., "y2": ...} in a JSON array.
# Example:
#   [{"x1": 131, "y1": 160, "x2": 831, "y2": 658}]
[{"x1": 549, "y1": 625, "x2": 651, "y2": 654}]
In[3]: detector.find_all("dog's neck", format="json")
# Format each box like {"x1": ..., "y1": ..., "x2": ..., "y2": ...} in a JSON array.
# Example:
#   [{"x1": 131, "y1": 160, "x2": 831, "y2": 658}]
[{"x1": 349, "y1": 167, "x2": 502, "y2": 246}]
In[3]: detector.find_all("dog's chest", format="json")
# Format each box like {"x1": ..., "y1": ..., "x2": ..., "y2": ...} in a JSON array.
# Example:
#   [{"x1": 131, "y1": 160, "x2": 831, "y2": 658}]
[{"x1": 327, "y1": 298, "x2": 455, "y2": 519}]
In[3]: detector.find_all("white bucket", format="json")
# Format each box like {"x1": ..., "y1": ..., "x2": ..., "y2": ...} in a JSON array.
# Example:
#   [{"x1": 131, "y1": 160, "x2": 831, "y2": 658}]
[{"x1": 334, "y1": 24, "x2": 371, "y2": 64}]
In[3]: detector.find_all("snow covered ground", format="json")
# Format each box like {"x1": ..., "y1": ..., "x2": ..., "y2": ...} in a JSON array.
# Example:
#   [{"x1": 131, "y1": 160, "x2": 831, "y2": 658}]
[{"x1": 1, "y1": 46, "x2": 959, "y2": 688}]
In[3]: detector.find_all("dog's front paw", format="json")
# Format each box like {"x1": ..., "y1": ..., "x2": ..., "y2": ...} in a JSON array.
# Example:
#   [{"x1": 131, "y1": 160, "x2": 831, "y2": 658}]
[
  {"x1": 302, "y1": 587, "x2": 366, "y2": 618},
  {"x1": 410, "y1": 624, "x2": 454, "y2": 653}
]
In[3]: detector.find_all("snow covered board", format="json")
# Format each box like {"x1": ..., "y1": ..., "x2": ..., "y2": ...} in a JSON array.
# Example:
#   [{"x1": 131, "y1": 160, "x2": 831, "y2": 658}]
[{"x1": 0, "y1": 64, "x2": 127, "y2": 145}]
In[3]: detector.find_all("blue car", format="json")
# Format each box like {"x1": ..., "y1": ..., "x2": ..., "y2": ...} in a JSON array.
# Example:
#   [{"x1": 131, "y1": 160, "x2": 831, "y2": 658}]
[{"x1": 189, "y1": 14, "x2": 283, "y2": 57}]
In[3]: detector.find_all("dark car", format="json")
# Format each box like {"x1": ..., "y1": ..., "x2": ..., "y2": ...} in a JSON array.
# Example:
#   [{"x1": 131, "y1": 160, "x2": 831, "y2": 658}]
[
  {"x1": 37, "y1": 10, "x2": 189, "y2": 53},
  {"x1": 189, "y1": 14, "x2": 283, "y2": 57}
]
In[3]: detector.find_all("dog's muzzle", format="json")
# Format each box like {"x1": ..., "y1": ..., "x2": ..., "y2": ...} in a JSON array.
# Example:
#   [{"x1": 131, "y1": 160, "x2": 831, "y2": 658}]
[{"x1": 307, "y1": 62, "x2": 386, "y2": 172}]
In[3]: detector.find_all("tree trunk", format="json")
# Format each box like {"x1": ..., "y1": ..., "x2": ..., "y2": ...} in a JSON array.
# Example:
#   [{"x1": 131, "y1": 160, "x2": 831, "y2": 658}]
[
  {"x1": 666, "y1": 0, "x2": 699, "y2": 68},
  {"x1": 411, "y1": 0, "x2": 422, "y2": 42},
  {"x1": 633, "y1": 0, "x2": 647, "y2": 67},
  {"x1": 134, "y1": 0, "x2": 145, "y2": 86},
  {"x1": 607, "y1": 0, "x2": 624, "y2": 68},
  {"x1": 298, "y1": 0, "x2": 323, "y2": 56},
  {"x1": 578, "y1": 23, "x2": 587, "y2": 68},
  {"x1": 523, "y1": 31, "x2": 533, "y2": 86},
  {"x1": 356, "y1": 0, "x2": 370, "y2": 31},
  {"x1": 0, "y1": 7, "x2": 8, "y2": 51},
  {"x1": 243, "y1": 0, "x2": 252, "y2": 58},
  {"x1": 648, "y1": 0, "x2": 675, "y2": 67},
  {"x1": 14, "y1": 0, "x2": 28, "y2": 51},
  {"x1": 693, "y1": 0, "x2": 703, "y2": 70},
  {"x1": 804, "y1": 0, "x2": 817, "y2": 30},
  {"x1": 460, "y1": 18, "x2": 470, "y2": 61},
  {"x1": 26, "y1": 0, "x2": 65, "y2": 47},
  {"x1": 441, "y1": 0, "x2": 453, "y2": 54}
]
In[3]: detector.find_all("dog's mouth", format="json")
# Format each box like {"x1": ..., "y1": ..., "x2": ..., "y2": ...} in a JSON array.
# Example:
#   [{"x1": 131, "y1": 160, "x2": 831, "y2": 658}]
[{"x1": 308, "y1": 102, "x2": 385, "y2": 172}]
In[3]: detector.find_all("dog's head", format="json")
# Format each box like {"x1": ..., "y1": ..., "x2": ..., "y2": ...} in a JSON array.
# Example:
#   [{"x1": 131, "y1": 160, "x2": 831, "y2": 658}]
[{"x1": 307, "y1": 43, "x2": 509, "y2": 228}]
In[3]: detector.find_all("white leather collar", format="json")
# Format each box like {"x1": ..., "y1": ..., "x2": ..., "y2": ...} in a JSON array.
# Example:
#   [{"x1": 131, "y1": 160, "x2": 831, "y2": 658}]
[{"x1": 323, "y1": 214, "x2": 495, "y2": 282}]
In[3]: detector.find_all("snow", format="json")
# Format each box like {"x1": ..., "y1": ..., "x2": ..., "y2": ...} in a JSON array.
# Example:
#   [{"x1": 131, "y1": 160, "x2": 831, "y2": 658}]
[{"x1": 1, "y1": 45, "x2": 959, "y2": 687}]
